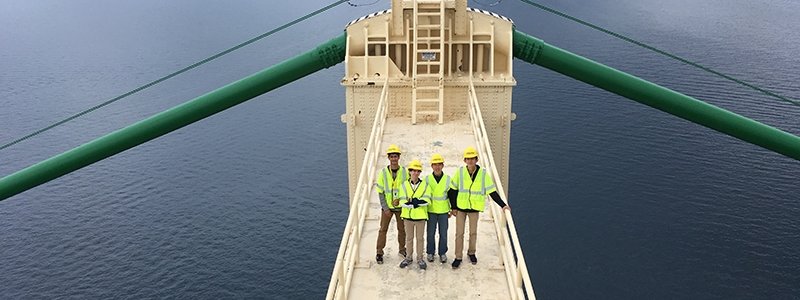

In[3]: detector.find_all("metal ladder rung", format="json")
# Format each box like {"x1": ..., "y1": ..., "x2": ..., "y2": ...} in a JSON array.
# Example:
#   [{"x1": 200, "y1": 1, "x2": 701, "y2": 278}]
[
  {"x1": 413, "y1": 27, "x2": 450, "y2": 31},
  {"x1": 415, "y1": 86, "x2": 440, "y2": 91},
  {"x1": 415, "y1": 110, "x2": 441, "y2": 115},
  {"x1": 416, "y1": 61, "x2": 442, "y2": 66},
  {"x1": 416, "y1": 49, "x2": 441, "y2": 53},
  {"x1": 416, "y1": 36, "x2": 441, "y2": 41},
  {"x1": 415, "y1": 98, "x2": 441, "y2": 103},
  {"x1": 417, "y1": 12, "x2": 441, "y2": 16},
  {"x1": 414, "y1": 80, "x2": 441, "y2": 86},
  {"x1": 416, "y1": 24, "x2": 442, "y2": 29}
]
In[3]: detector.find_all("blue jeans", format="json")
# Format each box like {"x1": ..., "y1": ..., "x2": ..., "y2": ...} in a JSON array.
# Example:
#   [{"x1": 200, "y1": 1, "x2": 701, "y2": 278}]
[{"x1": 426, "y1": 212, "x2": 449, "y2": 255}]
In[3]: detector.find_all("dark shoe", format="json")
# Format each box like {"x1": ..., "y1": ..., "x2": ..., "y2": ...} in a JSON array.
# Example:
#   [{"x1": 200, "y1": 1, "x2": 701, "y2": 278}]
[
  {"x1": 468, "y1": 254, "x2": 477, "y2": 264},
  {"x1": 399, "y1": 258, "x2": 412, "y2": 268},
  {"x1": 418, "y1": 260, "x2": 427, "y2": 270},
  {"x1": 427, "y1": 254, "x2": 434, "y2": 262},
  {"x1": 399, "y1": 250, "x2": 407, "y2": 257},
  {"x1": 376, "y1": 254, "x2": 384, "y2": 264},
  {"x1": 451, "y1": 259, "x2": 462, "y2": 269},
  {"x1": 440, "y1": 254, "x2": 448, "y2": 263}
]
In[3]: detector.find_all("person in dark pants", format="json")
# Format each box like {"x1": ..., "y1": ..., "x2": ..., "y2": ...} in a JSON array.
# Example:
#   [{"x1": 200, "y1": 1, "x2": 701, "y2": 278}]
[{"x1": 449, "y1": 146, "x2": 510, "y2": 269}]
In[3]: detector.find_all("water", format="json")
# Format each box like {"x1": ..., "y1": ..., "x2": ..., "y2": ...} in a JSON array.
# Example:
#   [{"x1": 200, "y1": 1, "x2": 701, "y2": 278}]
[{"x1": 1, "y1": 0, "x2": 798, "y2": 298}]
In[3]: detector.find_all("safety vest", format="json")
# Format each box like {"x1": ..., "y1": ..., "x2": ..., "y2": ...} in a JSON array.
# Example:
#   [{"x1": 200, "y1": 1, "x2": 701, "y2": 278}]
[
  {"x1": 450, "y1": 165, "x2": 496, "y2": 212},
  {"x1": 425, "y1": 173, "x2": 451, "y2": 214},
  {"x1": 399, "y1": 179, "x2": 430, "y2": 220},
  {"x1": 375, "y1": 166, "x2": 408, "y2": 210}
]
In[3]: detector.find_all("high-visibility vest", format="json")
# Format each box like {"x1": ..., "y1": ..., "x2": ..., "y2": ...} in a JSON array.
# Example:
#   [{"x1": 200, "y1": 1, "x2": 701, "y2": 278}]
[
  {"x1": 375, "y1": 166, "x2": 408, "y2": 210},
  {"x1": 450, "y1": 166, "x2": 496, "y2": 212},
  {"x1": 425, "y1": 173, "x2": 451, "y2": 214},
  {"x1": 399, "y1": 179, "x2": 430, "y2": 220}
]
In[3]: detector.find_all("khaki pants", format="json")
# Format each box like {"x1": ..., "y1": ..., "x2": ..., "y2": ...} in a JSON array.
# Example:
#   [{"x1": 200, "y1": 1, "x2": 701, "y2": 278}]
[
  {"x1": 404, "y1": 219, "x2": 426, "y2": 261},
  {"x1": 376, "y1": 210, "x2": 405, "y2": 255},
  {"x1": 454, "y1": 210, "x2": 480, "y2": 259}
]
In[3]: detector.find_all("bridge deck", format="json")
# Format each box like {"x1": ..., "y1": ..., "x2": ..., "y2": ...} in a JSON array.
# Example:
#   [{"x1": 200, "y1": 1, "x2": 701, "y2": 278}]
[{"x1": 345, "y1": 117, "x2": 511, "y2": 299}]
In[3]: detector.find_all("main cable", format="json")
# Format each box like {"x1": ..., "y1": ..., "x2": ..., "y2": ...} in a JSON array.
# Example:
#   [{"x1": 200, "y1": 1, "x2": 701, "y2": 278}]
[
  {"x1": 517, "y1": 0, "x2": 800, "y2": 108},
  {"x1": 0, "y1": 0, "x2": 349, "y2": 152}
]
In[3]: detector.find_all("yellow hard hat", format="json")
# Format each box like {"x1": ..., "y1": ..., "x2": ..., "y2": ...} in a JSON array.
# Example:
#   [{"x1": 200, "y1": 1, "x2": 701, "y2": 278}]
[
  {"x1": 386, "y1": 144, "x2": 401, "y2": 155},
  {"x1": 430, "y1": 153, "x2": 444, "y2": 164},
  {"x1": 463, "y1": 146, "x2": 478, "y2": 159},
  {"x1": 408, "y1": 159, "x2": 423, "y2": 171}
]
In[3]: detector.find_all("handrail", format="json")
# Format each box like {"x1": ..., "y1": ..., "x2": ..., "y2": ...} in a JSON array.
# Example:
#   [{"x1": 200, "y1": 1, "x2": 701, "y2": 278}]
[
  {"x1": 467, "y1": 80, "x2": 536, "y2": 299},
  {"x1": 326, "y1": 78, "x2": 390, "y2": 299}
]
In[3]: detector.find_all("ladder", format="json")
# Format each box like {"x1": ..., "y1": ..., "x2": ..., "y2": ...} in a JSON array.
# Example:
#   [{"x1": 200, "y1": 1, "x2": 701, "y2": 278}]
[{"x1": 412, "y1": 0, "x2": 445, "y2": 124}]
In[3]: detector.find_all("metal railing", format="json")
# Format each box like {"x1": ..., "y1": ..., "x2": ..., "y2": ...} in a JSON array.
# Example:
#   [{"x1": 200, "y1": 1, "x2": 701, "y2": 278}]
[
  {"x1": 467, "y1": 81, "x2": 536, "y2": 299},
  {"x1": 326, "y1": 78, "x2": 390, "y2": 300}
]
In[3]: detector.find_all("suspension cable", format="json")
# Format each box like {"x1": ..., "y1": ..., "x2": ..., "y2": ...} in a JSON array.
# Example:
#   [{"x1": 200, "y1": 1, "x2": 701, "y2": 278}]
[
  {"x1": 0, "y1": 0, "x2": 349, "y2": 152},
  {"x1": 517, "y1": 0, "x2": 800, "y2": 108}
]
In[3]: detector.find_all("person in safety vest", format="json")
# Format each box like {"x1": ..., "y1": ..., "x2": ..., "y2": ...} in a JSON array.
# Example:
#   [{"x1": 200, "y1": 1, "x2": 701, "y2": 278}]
[
  {"x1": 448, "y1": 146, "x2": 511, "y2": 269},
  {"x1": 374, "y1": 144, "x2": 409, "y2": 264},
  {"x1": 425, "y1": 153, "x2": 451, "y2": 264},
  {"x1": 398, "y1": 159, "x2": 430, "y2": 269}
]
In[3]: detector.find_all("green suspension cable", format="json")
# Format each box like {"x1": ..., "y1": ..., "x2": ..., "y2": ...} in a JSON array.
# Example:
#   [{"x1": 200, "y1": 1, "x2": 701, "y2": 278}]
[
  {"x1": 0, "y1": 0, "x2": 349, "y2": 152},
  {"x1": 517, "y1": 0, "x2": 800, "y2": 108},
  {"x1": 0, "y1": 33, "x2": 347, "y2": 201}
]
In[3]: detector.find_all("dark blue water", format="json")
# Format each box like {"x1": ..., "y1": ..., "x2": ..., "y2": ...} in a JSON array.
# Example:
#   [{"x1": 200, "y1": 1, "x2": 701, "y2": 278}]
[{"x1": 1, "y1": 0, "x2": 798, "y2": 298}]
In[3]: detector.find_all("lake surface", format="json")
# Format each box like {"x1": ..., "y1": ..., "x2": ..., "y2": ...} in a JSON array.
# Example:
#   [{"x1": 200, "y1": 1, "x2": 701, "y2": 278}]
[{"x1": 1, "y1": 0, "x2": 798, "y2": 298}]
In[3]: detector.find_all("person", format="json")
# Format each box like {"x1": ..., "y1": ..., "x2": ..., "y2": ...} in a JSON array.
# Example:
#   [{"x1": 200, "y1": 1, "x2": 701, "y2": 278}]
[
  {"x1": 374, "y1": 144, "x2": 409, "y2": 264},
  {"x1": 398, "y1": 159, "x2": 430, "y2": 269},
  {"x1": 424, "y1": 153, "x2": 451, "y2": 264},
  {"x1": 448, "y1": 146, "x2": 511, "y2": 269}
]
